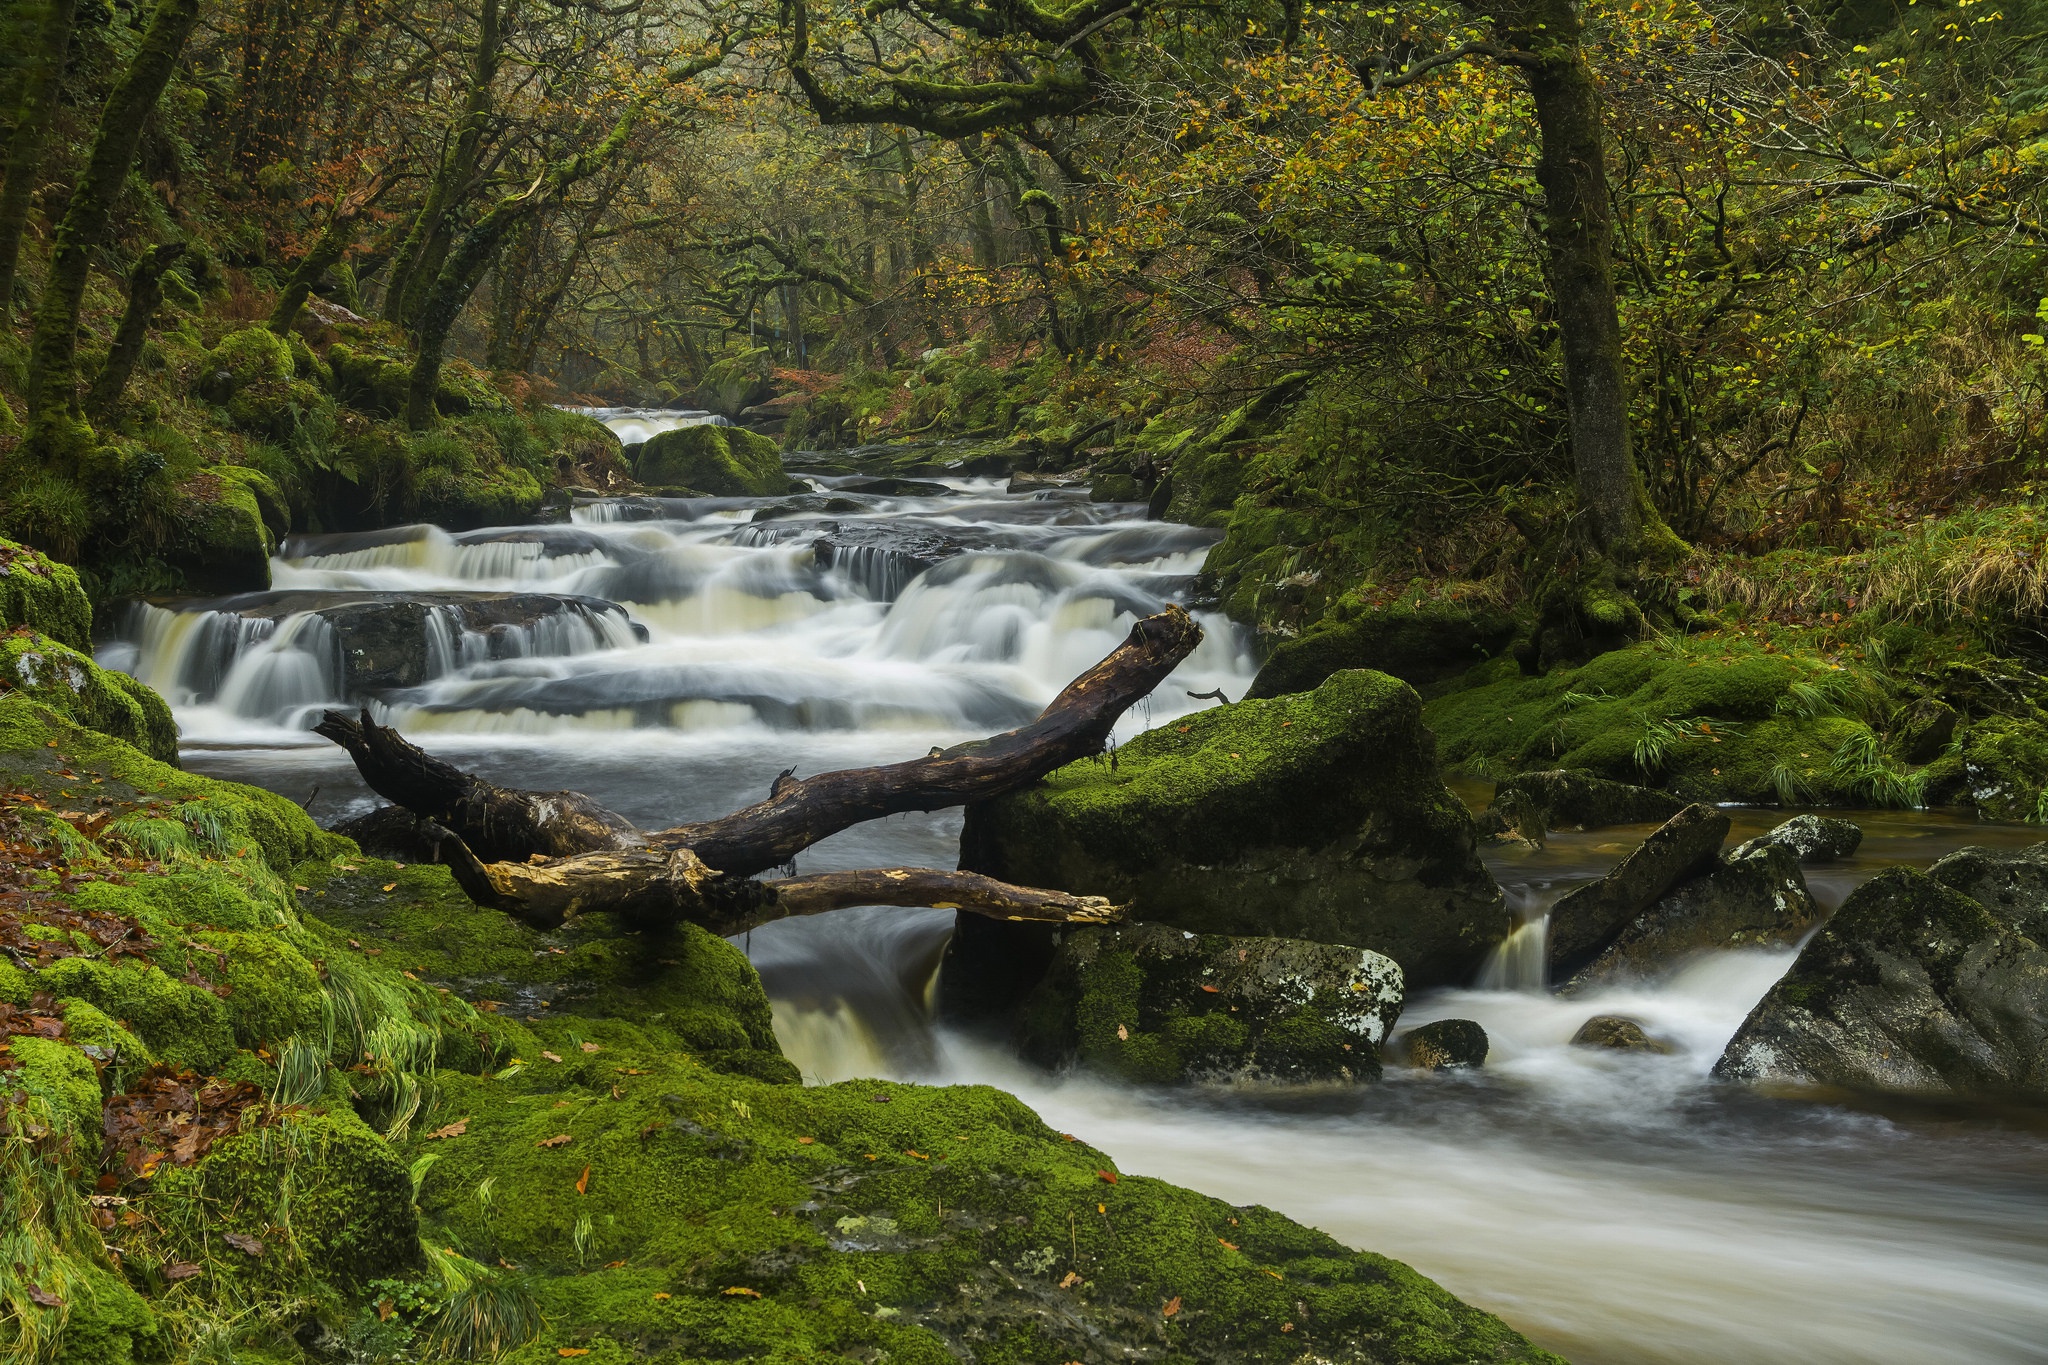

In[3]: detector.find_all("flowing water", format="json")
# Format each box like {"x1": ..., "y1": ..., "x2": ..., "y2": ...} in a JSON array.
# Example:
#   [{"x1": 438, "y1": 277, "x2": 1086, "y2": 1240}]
[{"x1": 108, "y1": 414, "x2": 2048, "y2": 1365}]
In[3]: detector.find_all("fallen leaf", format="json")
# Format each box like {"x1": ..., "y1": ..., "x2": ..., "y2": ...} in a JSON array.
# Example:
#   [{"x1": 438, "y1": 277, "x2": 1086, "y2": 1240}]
[
  {"x1": 1116, "y1": 1023, "x2": 1129, "y2": 1040},
  {"x1": 1096, "y1": 1170, "x2": 1118, "y2": 1184},
  {"x1": 425, "y1": 1117, "x2": 470, "y2": 1140},
  {"x1": 376, "y1": 1298, "x2": 396, "y2": 1322},
  {"x1": 164, "y1": 1262, "x2": 202, "y2": 1282},
  {"x1": 653, "y1": 1291, "x2": 672, "y2": 1300},
  {"x1": 797, "y1": 1136, "x2": 815, "y2": 1145},
  {"x1": 27, "y1": 1285, "x2": 64, "y2": 1308},
  {"x1": 1097, "y1": 1202, "x2": 1106, "y2": 1213},
  {"x1": 580, "y1": 1042, "x2": 601, "y2": 1053},
  {"x1": 1280, "y1": 1322, "x2": 1294, "y2": 1332},
  {"x1": 722, "y1": 1286, "x2": 762, "y2": 1297},
  {"x1": 223, "y1": 1232, "x2": 264, "y2": 1257},
  {"x1": 542, "y1": 1051, "x2": 564, "y2": 1063},
  {"x1": 1219, "y1": 1238, "x2": 1237, "y2": 1250},
  {"x1": 576, "y1": 1166, "x2": 591, "y2": 1195},
  {"x1": 614, "y1": 1066, "x2": 647, "y2": 1074},
  {"x1": 604, "y1": 1259, "x2": 625, "y2": 1268},
  {"x1": 1199, "y1": 984, "x2": 1219, "y2": 994},
  {"x1": 1059, "y1": 1271, "x2": 1082, "y2": 1289},
  {"x1": 1162, "y1": 1295, "x2": 1182, "y2": 1317},
  {"x1": 905, "y1": 1149, "x2": 928, "y2": 1160},
  {"x1": 558, "y1": 1352, "x2": 590, "y2": 1359},
  {"x1": 380, "y1": 882, "x2": 397, "y2": 892},
  {"x1": 538, "y1": 1134, "x2": 573, "y2": 1149}
]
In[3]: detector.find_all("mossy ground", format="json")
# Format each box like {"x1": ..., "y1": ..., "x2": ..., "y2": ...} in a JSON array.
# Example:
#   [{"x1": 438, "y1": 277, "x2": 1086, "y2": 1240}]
[{"x1": 0, "y1": 692, "x2": 1560, "y2": 1364}]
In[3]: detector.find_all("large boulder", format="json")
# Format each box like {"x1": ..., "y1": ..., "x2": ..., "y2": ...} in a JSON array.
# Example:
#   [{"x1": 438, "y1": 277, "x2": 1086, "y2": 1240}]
[
  {"x1": 1729, "y1": 813, "x2": 1863, "y2": 864},
  {"x1": 635, "y1": 424, "x2": 797, "y2": 496},
  {"x1": 947, "y1": 669, "x2": 1508, "y2": 1022},
  {"x1": 1561, "y1": 844, "x2": 1820, "y2": 993},
  {"x1": 1545, "y1": 804, "x2": 1730, "y2": 980},
  {"x1": 0, "y1": 537, "x2": 93, "y2": 650},
  {"x1": 0, "y1": 631, "x2": 178, "y2": 763},
  {"x1": 1247, "y1": 596, "x2": 1516, "y2": 699},
  {"x1": 1477, "y1": 768, "x2": 1688, "y2": 842},
  {"x1": 1016, "y1": 922, "x2": 1403, "y2": 1085},
  {"x1": 1713, "y1": 862, "x2": 2048, "y2": 1101}
]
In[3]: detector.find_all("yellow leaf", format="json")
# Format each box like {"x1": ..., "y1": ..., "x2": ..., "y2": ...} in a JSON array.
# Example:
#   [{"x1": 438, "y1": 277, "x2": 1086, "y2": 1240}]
[
  {"x1": 722, "y1": 1286, "x2": 762, "y2": 1297},
  {"x1": 381, "y1": 883, "x2": 397, "y2": 892},
  {"x1": 653, "y1": 1291, "x2": 671, "y2": 1300},
  {"x1": 576, "y1": 1166, "x2": 590, "y2": 1195}
]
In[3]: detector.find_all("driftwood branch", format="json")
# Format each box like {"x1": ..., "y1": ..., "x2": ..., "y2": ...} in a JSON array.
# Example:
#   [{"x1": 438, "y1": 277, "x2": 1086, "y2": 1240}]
[{"x1": 319, "y1": 605, "x2": 1200, "y2": 875}]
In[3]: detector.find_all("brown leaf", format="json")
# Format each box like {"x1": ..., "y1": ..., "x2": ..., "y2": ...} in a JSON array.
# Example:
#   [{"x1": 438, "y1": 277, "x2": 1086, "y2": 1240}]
[
  {"x1": 538, "y1": 1133, "x2": 573, "y2": 1149},
  {"x1": 223, "y1": 1232, "x2": 264, "y2": 1257},
  {"x1": 557, "y1": 1351, "x2": 590, "y2": 1358},
  {"x1": 1096, "y1": 1170, "x2": 1119, "y2": 1184},
  {"x1": 424, "y1": 1118, "x2": 470, "y2": 1140},
  {"x1": 27, "y1": 1285, "x2": 64, "y2": 1308},
  {"x1": 580, "y1": 1041, "x2": 601, "y2": 1053},
  {"x1": 797, "y1": 1136, "x2": 815, "y2": 1145},
  {"x1": 575, "y1": 1166, "x2": 590, "y2": 1195},
  {"x1": 1162, "y1": 1295, "x2": 1182, "y2": 1317},
  {"x1": 163, "y1": 1262, "x2": 202, "y2": 1282},
  {"x1": 1199, "y1": 984, "x2": 1220, "y2": 994},
  {"x1": 376, "y1": 1298, "x2": 395, "y2": 1322},
  {"x1": 541, "y1": 1050, "x2": 564, "y2": 1063}
]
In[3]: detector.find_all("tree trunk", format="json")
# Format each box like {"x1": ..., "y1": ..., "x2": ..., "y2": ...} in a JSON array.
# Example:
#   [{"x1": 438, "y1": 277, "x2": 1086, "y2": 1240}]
[
  {"x1": 86, "y1": 240, "x2": 185, "y2": 417},
  {"x1": 1500, "y1": 0, "x2": 1645, "y2": 559},
  {"x1": 269, "y1": 201, "x2": 365, "y2": 333},
  {"x1": 0, "y1": 0, "x2": 80, "y2": 325},
  {"x1": 400, "y1": 201, "x2": 528, "y2": 427},
  {"x1": 318, "y1": 605, "x2": 1203, "y2": 876},
  {"x1": 24, "y1": 0, "x2": 202, "y2": 457}
]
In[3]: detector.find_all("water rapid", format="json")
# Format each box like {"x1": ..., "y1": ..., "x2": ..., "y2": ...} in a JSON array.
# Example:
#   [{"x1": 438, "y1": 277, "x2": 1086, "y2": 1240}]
[{"x1": 115, "y1": 423, "x2": 2048, "y2": 1365}]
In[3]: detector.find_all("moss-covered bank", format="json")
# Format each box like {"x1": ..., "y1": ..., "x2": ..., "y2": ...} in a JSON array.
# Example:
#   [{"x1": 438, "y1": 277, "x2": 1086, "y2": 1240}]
[{"x1": 0, "y1": 691, "x2": 1562, "y2": 1363}]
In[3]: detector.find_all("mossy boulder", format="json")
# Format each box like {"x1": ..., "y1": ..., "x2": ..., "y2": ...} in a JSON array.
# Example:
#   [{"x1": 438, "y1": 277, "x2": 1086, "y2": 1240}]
[
  {"x1": 196, "y1": 326, "x2": 293, "y2": 401},
  {"x1": 1400, "y1": 1018, "x2": 1489, "y2": 1069},
  {"x1": 1249, "y1": 596, "x2": 1517, "y2": 699},
  {"x1": 164, "y1": 467, "x2": 274, "y2": 593},
  {"x1": 950, "y1": 669, "x2": 1508, "y2": 1015},
  {"x1": 0, "y1": 630, "x2": 177, "y2": 763},
  {"x1": 406, "y1": 420, "x2": 547, "y2": 529},
  {"x1": 1016, "y1": 922, "x2": 1403, "y2": 1085},
  {"x1": 1476, "y1": 768, "x2": 1689, "y2": 841},
  {"x1": 328, "y1": 340, "x2": 509, "y2": 419},
  {"x1": 635, "y1": 423, "x2": 797, "y2": 496},
  {"x1": 1714, "y1": 861, "x2": 2048, "y2": 1100},
  {"x1": 1959, "y1": 715, "x2": 2048, "y2": 822},
  {"x1": 0, "y1": 537, "x2": 93, "y2": 650}
]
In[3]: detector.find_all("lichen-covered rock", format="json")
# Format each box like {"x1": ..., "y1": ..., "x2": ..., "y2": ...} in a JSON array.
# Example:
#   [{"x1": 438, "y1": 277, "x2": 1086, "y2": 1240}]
[
  {"x1": 1713, "y1": 865, "x2": 2048, "y2": 1100},
  {"x1": 1016, "y1": 922, "x2": 1403, "y2": 1085},
  {"x1": 1247, "y1": 596, "x2": 1517, "y2": 699},
  {"x1": 1959, "y1": 716, "x2": 2048, "y2": 823},
  {"x1": 0, "y1": 537, "x2": 93, "y2": 650},
  {"x1": 1402, "y1": 1018, "x2": 1489, "y2": 1069},
  {"x1": 1926, "y1": 842, "x2": 2048, "y2": 936},
  {"x1": 1571, "y1": 1016, "x2": 1674, "y2": 1053},
  {"x1": 1562, "y1": 844, "x2": 1820, "y2": 992},
  {"x1": 1546, "y1": 804, "x2": 1729, "y2": 980},
  {"x1": 1478, "y1": 768, "x2": 1688, "y2": 840},
  {"x1": 1729, "y1": 813, "x2": 1863, "y2": 864},
  {"x1": 0, "y1": 630, "x2": 177, "y2": 763},
  {"x1": 952, "y1": 669, "x2": 1508, "y2": 1013},
  {"x1": 636, "y1": 423, "x2": 797, "y2": 496}
]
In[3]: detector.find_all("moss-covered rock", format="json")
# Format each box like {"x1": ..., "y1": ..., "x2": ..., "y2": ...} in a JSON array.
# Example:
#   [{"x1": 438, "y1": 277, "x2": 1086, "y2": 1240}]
[
  {"x1": 0, "y1": 538, "x2": 93, "y2": 651},
  {"x1": 0, "y1": 630, "x2": 177, "y2": 764},
  {"x1": 197, "y1": 326, "x2": 293, "y2": 399},
  {"x1": 406, "y1": 419, "x2": 547, "y2": 529},
  {"x1": 636, "y1": 423, "x2": 798, "y2": 496},
  {"x1": 1959, "y1": 715, "x2": 2048, "y2": 822},
  {"x1": 164, "y1": 466, "x2": 274, "y2": 593},
  {"x1": 1476, "y1": 768, "x2": 1688, "y2": 844},
  {"x1": 1714, "y1": 863, "x2": 2048, "y2": 1100},
  {"x1": 1249, "y1": 594, "x2": 1518, "y2": 699},
  {"x1": 952, "y1": 669, "x2": 1508, "y2": 1009},
  {"x1": 1016, "y1": 922, "x2": 1403, "y2": 1085},
  {"x1": 1400, "y1": 1018, "x2": 1489, "y2": 1070}
]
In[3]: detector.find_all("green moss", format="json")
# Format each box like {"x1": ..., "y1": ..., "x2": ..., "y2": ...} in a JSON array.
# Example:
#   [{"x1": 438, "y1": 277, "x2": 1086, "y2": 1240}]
[
  {"x1": 961, "y1": 669, "x2": 1506, "y2": 987},
  {"x1": 0, "y1": 538, "x2": 94, "y2": 651},
  {"x1": 1959, "y1": 716, "x2": 2048, "y2": 822},
  {"x1": 0, "y1": 631, "x2": 178, "y2": 764},
  {"x1": 164, "y1": 467, "x2": 273, "y2": 593},
  {"x1": 1250, "y1": 590, "x2": 1518, "y2": 698},
  {"x1": 635, "y1": 424, "x2": 795, "y2": 496},
  {"x1": 35, "y1": 959, "x2": 236, "y2": 1073},
  {"x1": 9, "y1": 1037, "x2": 103, "y2": 1160},
  {"x1": 408, "y1": 419, "x2": 546, "y2": 529},
  {"x1": 199, "y1": 327, "x2": 293, "y2": 395}
]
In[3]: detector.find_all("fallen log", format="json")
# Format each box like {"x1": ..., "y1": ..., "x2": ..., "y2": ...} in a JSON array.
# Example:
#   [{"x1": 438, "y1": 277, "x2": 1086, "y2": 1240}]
[
  {"x1": 434, "y1": 834, "x2": 1123, "y2": 933},
  {"x1": 318, "y1": 605, "x2": 1200, "y2": 875}
]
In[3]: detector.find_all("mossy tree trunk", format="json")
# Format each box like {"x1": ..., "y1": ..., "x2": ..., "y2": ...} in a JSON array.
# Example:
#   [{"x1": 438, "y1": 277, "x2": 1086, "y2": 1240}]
[
  {"x1": 23, "y1": 0, "x2": 203, "y2": 458},
  {"x1": 86, "y1": 240, "x2": 184, "y2": 417},
  {"x1": 0, "y1": 0, "x2": 80, "y2": 325}
]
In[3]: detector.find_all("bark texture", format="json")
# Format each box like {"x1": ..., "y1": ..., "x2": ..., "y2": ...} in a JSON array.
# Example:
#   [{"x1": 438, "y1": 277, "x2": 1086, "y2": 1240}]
[
  {"x1": 87, "y1": 241, "x2": 185, "y2": 416},
  {"x1": 0, "y1": 0, "x2": 78, "y2": 323}
]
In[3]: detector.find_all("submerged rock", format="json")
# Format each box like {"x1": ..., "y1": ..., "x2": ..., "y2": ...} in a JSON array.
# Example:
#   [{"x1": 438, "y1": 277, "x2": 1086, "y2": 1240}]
[
  {"x1": 949, "y1": 669, "x2": 1509, "y2": 1022},
  {"x1": 839, "y1": 476, "x2": 954, "y2": 496},
  {"x1": 1478, "y1": 768, "x2": 1688, "y2": 840},
  {"x1": 1713, "y1": 863, "x2": 2048, "y2": 1100},
  {"x1": 1571, "y1": 1016, "x2": 1675, "y2": 1054},
  {"x1": 1402, "y1": 1018, "x2": 1489, "y2": 1069},
  {"x1": 1562, "y1": 844, "x2": 1821, "y2": 993},
  {"x1": 1729, "y1": 813, "x2": 1863, "y2": 863},
  {"x1": 807, "y1": 520, "x2": 990, "y2": 599},
  {"x1": 1017, "y1": 922, "x2": 1403, "y2": 1085},
  {"x1": 1247, "y1": 597, "x2": 1517, "y2": 698},
  {"x1": 1546, "y1": 804, "x2": 1730, "y2": 980}
]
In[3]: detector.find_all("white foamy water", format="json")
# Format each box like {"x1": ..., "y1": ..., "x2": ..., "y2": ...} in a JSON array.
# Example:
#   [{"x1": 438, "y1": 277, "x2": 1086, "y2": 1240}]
[{"x1": 124, "y1": 445, "x2": 2048, "y2": 1365}]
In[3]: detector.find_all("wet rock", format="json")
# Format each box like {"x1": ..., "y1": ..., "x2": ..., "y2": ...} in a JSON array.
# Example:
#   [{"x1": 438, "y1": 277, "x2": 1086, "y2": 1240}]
[
  {"x1": 751, "y1": 495, "x2": 873, "y2": 521},
  {"x1": 1729, "y1": 814, "x2": 1863, "y2": 864},
  {"x1": 1926, "y1": 842, "x2": 2048, "y2": 939},
  {"x1": 808, "y1": 520, "x2": 987, "y2": 599},
  {"x1": 635, "y1": 424, "x2": 799, "y2": 496},
  {"x1": 1402, "y1": 1019, "x2": 1488, "y2": 1069},
  {"x1": 1545, "y1": 804, "x2": 1730, "y2": 981},
  {"x1": 1015, "y1": 921, "x2": 1403, "y2": 1085},
  {"x1": 1476, "y1": 769, "x2": 1688, "y2": 842},
  {"x1": 1248, "y1": 599, "x2": 1519, "y2": 698},
  {"x1": 1713, "y1": 864, "x2": 2048, "y2": 1100},
  {"x1": 948, "y1": 669, "x2": 1509, "y2": 1023},
  {"x1": 166, "y1": 467, "x2": 279, "y2": 593},
  {"x1": 1007, "y1": 471, "x2": 1088, "y2": 494},
  {"x1": 1571, "y1": 1016, "x2": 1674, "y2": 1053},
  {"x1": 1, "y1": 629, "x2": 179, "y2": 764},
  {"x1": 1562, "y1": 844, "x2": 1821, "y2": 993},
  {"x1": 1893, "y1": 697, "x2": 1960, "y2": 764},
  {"x1": 839, "y1": 477, "x2": 954, "y2": 497}
]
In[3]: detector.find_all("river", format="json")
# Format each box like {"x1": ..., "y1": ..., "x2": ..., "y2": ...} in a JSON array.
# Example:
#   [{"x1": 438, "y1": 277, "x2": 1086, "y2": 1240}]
[{"x1": 103, "y1": 413, "x2": 2048, "y2": 1365}]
